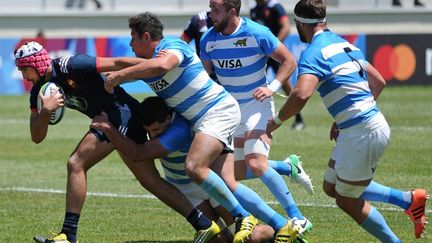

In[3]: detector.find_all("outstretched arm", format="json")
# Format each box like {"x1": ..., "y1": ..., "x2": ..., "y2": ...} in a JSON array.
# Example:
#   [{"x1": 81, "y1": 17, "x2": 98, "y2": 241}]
[
  {"x1": 103, "y1": 53, "x2": 180, "y2": 93},
  {"x1": 91, "y1": 112, "x2": 169, "y2": 162},
  {"x1": 97, "y1": 57, "x2": 147, "y2": 72}
]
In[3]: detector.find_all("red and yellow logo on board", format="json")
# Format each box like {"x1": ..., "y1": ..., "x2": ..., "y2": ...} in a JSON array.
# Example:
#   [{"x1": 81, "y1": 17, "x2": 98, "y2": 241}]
[{"x1": 372, "y1": 44, "x2": 416, "y2": 82}]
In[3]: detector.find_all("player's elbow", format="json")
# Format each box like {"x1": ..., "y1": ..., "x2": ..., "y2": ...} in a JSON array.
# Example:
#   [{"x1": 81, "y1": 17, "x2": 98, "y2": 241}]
[{"x1": 31, "y1": 135, "x2": 45, "y2": 144}]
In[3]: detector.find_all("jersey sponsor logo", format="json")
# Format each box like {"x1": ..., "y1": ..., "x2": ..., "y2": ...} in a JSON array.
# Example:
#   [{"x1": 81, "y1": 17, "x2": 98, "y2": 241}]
[
  {"x1": 233, "y1": 38, "x2": 247, "y2": 47},
  {"x1": 149, "y1": 78, "x2": 170, "y2": 92},
  {"x1": 216, "y1": 59, "x2": 243, "y2": 69}
]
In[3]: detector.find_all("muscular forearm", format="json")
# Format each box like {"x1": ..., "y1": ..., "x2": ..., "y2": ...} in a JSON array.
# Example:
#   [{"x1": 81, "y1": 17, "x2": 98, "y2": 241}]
[
  {"x1": 102, "y1": 125, "x2": 146, "y2": 162},
  {"x1": 30, "y1": 111, "x2": 50, "y2": 143}
]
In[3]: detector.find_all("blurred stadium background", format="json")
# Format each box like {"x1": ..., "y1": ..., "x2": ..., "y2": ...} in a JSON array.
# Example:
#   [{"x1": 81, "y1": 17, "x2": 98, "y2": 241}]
[{"x1": 1, "y1": 0, "x2": 432, "y2": 94}]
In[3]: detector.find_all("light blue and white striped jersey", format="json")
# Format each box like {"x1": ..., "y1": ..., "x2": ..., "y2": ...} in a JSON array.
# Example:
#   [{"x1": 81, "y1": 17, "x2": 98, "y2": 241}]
[
  {"x1": 298, "y1": 30, "x2": 379, "y2": 129},
  {"x1": 141, "y1": 37, "x2": 230, "y2": 124},
  {"x1": 158, "y1": 113, "x2": 193, "y2": 185},
  {"x1": 200, "y1": 18, "x2": 280, "y2": 104}
]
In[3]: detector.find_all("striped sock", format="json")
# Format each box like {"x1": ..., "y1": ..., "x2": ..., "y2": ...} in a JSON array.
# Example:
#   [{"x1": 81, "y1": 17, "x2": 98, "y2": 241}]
[{"x1": 61, "y1": 212, "x2": 80, "y2": 243}]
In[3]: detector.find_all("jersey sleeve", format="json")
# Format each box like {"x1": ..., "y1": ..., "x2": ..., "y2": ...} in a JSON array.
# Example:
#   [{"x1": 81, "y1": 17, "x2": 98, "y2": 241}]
[
  {"x1": 256, "y1": 26, "x2": 280, "y2": 55},
  {"x1": 273, "y1": 3, "x2": 288, "y2": 20},
  {"x1": 297, "y1": 47, "x2": 332, "y2": 81},
  {"x1": 182, "y1": 16, "x2": 198, "y2": 41},
  {"x1": 64, "y1": 54, "x2": 97, "y2": 74},
  {"x1": 158, "y1": 116, "x2": 192, "y2": 152}
]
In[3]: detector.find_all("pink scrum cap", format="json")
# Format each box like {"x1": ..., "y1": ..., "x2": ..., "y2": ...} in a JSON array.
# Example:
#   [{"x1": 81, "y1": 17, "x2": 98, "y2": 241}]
[{"x1": 14, "y1": 41, "x2": 51, "y2": 76}]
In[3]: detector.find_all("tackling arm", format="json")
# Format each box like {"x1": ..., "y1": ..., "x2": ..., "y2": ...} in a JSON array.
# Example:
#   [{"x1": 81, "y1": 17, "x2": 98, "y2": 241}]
[
  {"x1": 104, "y1": 53, "x2": 180, "y2": 93},
  {"x1": 91, "y1": 113, "x2": 170, "y2": 162},
  {"x1": 97, "y1": 57, "x2": 146, "y2": 72}
]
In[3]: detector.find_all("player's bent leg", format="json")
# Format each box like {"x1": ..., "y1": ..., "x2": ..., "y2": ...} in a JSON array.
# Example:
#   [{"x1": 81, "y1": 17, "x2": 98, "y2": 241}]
[
  {"x1": 34, "y1": 132, "x2": 114, "y2": 243},
  {"x1": 335, "y1": 179, "x2": 401, "y2": 242},
  {"x1": 66, "y1": 131, "x2": 114, "y2": 212},
  {"x1": 185, "y1": 132, "x2": 225, "y2": 183}
]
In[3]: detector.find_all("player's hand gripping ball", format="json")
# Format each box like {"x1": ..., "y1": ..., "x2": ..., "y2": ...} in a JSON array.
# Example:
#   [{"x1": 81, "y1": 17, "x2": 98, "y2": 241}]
[{"x1": 37, "y1": 82, "x2": 65, "y2": 125}]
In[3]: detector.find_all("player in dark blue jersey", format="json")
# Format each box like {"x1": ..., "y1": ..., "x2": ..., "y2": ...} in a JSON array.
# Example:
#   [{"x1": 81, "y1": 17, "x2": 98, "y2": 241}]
[
  {"x1": 250, "y1": 0, "x2": 306, "y2": 130},
  {"x1": 181, "y1": 11, "x2": 213, "y2": 57},
  {"x1": 180, "y1": 11, "x2": 218, "y2": 82},
  {"x1": 15, "y1": 41, "x2": 219, "y2": 243}
]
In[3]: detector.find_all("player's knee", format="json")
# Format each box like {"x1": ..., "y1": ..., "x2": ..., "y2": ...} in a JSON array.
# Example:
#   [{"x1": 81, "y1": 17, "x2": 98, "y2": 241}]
[
  {"x1": 67, "y1": 154, "x2": 86, "y2": 173},
  {"x1": 244, "y1": 158, "x2": 266, "y2": 177},
  {"x1": 185, "y1": 160, "x2": 206, "y2": 182}
]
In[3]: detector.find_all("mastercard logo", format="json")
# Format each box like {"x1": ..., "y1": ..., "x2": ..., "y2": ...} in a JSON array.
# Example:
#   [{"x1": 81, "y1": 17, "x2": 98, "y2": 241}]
[{"x1": 372, "y1": 44, "x2": 416, "y2": 81}]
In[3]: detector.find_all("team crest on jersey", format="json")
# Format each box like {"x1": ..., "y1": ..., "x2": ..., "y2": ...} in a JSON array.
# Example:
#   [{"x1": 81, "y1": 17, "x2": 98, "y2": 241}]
[
  {"x1": 216, "y1": 59, "x2": 243, "y2": 69},
  {"x1": 233, "y1": 38, "x2": 247, "y2": 47},
  {"x1": 65, "y1": 95, "x2": 88, "y2": 111},
  {"x1": 149, "y1": 78, "x2": 170, "y2": 92}
]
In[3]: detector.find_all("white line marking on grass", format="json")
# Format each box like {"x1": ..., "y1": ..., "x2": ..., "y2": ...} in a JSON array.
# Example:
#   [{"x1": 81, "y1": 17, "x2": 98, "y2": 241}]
[{"x1": 3, "y1": 186, "x2": 431, "y2": 213}]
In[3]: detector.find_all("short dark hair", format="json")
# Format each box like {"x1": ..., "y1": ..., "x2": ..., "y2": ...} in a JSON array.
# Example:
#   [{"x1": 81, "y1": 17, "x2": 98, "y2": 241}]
[
  {"x1": 138, "y1": 96, "x2": 171, "y2": 126},
  {"x1": 223, "y1": 0, "x2": 241, "y2": 16},
  {"x1": 294, "y1": 0, "x2": 326, "y2": 22},
  {"x1": 128, "y1": 12, "x2": 164, "y2": 40}
]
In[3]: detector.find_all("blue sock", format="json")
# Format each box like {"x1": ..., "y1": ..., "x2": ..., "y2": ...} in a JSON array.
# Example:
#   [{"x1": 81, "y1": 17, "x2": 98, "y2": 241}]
[
  {"x1": 244, "y1": 160, "x2": 292, "y2": 179},
  {"x1": 268, "y1": 159, "x2": 292, "y2": 176},
  {"x1": 199, "y1": 170, "x2": 249, "y2": 218},
  {"x1": 260, "y1": 167, "x2": 303, "y2": 220},
  {"x1": 360, "y1": 181, "x2": 412, "y2": 209},
  {"x1": 187, "y1": 208, "x2": 212, "y2": 231},
  {"x1": 233, "y1": 183, "x2": 287, "y2": 231},
  {"x1": 360, "y1": 206, "x2": 401, "y2": 243},
  {"x1": 61, "y1": 212, "x2": 80, "y2": 243}
]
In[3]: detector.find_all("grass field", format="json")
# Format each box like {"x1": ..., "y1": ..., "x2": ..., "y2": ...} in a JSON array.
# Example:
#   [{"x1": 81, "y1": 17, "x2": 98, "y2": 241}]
[{"x1": 0, "y1": 86, "x2": 431, "y2": 243}]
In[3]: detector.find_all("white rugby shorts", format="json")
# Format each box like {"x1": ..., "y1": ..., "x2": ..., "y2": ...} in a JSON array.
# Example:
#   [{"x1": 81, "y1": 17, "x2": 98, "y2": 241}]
[
  {"x1": 234, "y1": 97, "x2": 275, "y2": 157},
  {"x1": 193, "y1": 95, "x2": 240, "y2": 151},
  {"x1": 331, "y1": 112, "x2": 390, "y2": 182}
]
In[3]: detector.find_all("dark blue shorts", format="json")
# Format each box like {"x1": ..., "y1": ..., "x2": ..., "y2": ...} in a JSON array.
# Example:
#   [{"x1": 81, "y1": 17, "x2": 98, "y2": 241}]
[{"x1": 90, "y1": 97, "x2": 147, "y2": 144}]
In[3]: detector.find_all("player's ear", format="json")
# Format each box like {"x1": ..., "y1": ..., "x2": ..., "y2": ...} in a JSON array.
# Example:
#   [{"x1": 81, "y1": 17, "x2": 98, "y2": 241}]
[{"x1": 143, "y1": 32, "x2": 151, "y2": 41}]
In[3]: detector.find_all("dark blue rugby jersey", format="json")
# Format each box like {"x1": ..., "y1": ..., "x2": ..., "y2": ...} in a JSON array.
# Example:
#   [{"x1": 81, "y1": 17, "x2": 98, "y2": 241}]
[
  {"x1": 182, "y1": 11, "x2": 213, "y2": 56},
  {"x1": 250, "y1": 0, "x2": 288, "y2": 36},
  {"x1": 30, "y1": 54, "x2": 131, "y2": 118}
]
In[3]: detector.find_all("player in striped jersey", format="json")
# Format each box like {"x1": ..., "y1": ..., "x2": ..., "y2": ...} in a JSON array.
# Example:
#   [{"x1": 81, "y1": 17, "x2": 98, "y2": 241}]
[
  {"x1": 200, "y1": 0, "x2": 312, "y2": 238},
  {"x1": 103, "y1": 12, "x2": 302, "y2": 242},
  {"x1": 91, "y1": 96, "x2": 277, "y2": 242},
  {"x1": 267, "y1": 0, "x2": 429, "y2": 241}
]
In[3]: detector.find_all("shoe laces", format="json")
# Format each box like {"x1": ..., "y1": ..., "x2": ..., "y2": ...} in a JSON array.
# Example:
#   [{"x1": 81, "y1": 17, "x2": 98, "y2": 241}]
[{"x1": 235, "y1": 216, "x2": 254, "y2": 233}]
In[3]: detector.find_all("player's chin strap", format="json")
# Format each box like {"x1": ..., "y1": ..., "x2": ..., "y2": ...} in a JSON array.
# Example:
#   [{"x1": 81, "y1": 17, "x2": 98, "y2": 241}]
[{"x1": 294, "y1": 14, "x2": 326, "y2": 24}]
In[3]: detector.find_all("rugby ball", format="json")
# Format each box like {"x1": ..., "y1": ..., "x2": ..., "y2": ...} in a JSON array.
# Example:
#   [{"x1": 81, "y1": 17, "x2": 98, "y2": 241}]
[{"x1": 37, "y1": 82, "x2": 65, "y2": 125}]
